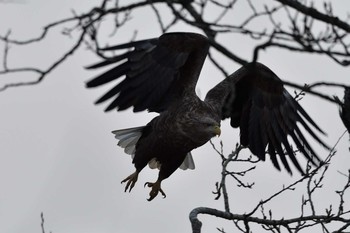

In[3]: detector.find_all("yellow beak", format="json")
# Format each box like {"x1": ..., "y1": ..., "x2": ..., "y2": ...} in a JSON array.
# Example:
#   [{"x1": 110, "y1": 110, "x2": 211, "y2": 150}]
[{"x1": 213, "y1": 125, "x2": 221, "y2": 137}]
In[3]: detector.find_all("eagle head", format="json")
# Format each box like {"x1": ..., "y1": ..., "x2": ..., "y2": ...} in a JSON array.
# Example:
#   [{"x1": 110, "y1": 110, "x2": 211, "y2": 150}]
[{"x1": 180, "y1": 114, "x2": 221, "y2": 147}]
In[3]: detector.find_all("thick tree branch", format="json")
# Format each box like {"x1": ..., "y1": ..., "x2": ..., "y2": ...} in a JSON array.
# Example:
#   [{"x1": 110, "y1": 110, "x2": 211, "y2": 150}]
[{"x1": 190, "y1": 206, "x2": 350, "y2": 233}]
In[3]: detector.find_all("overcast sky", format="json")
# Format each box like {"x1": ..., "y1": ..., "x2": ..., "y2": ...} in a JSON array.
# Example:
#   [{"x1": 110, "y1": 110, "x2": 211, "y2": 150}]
[{"x1": 0, "y1": 1, "x2": 349, "y2": 233}]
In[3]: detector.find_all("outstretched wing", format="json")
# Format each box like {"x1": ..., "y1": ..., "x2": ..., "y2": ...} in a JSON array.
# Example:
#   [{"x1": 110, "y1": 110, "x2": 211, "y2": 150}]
[
  {"x1": 205, "y1": 62, "x2": 329, "y2": 174},
  {"x1": 86, "y1": 32, "x2": 209, "y2": 112}
]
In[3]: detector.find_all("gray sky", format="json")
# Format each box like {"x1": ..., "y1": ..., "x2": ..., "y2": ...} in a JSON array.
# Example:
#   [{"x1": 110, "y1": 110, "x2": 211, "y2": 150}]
[{"x1": 0, "y1": 1, "x2": 349, "y2": 233}]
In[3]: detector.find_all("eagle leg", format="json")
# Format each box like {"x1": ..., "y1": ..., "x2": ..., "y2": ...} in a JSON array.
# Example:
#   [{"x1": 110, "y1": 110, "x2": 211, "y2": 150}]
[
  {"x1": 121, "y1": 171, "x2": 139, "y2": 192},
  {"x1": 144, "y1": 180, "x2": 166, "y2": 201}
]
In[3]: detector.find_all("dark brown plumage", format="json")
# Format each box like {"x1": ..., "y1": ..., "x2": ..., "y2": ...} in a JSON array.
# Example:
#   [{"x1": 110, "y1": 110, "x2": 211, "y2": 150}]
[
  {"x1": 86, "y1": 32, "x2": 328, "y2": 201},
  {"x1": 339, "y1": 87, "x2": 350, "y2": 133}
]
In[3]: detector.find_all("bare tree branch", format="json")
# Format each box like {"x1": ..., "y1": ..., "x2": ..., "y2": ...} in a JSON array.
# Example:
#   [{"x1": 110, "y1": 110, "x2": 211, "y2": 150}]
[
  {"x1": 274, "y1": 0, "x2": 350, "y2": 33},
  {"x1": 1, "y1": 0, "x2": 349, "y2": 91},
  {"x1": 41, "y1": 212, "x2": 51, "y2": 233},
  {"x1": 190, "y1": 131, "x2": 349, "y2": 233}
]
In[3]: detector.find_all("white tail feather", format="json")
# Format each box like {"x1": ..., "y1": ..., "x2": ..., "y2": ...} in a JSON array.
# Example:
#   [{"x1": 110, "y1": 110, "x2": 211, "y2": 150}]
[{"x1": 112, "y1": 126, "x2": 144, "y2": 156}]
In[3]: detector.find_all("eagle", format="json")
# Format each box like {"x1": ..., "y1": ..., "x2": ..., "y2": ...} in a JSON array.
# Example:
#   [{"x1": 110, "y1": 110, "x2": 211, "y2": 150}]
[{"x1": 86, "y1": 32, "x2": 328, "y2": 201}]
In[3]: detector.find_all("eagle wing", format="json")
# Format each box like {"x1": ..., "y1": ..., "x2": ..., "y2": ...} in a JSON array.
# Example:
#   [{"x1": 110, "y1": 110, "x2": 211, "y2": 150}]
[
  {"x1": 86, "y1": 32, "x2": 209, "y2": 112},
  {"x1": 339, "y1": 87, "x2": 350, "y2": 132},
  {"x1": 205, "y1": 62, "x2": 329, "y2": 174}
]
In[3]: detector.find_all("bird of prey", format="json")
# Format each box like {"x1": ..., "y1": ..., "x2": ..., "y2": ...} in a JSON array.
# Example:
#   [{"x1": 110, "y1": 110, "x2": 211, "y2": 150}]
[{"x1": 86, "y1": 32, "x2": 328, "y2": 201}]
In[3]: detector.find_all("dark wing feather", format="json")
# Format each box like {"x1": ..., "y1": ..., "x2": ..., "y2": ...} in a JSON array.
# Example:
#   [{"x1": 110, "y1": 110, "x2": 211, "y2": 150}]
[
  {"x1": 205, "y1": 62, "x2": 329, "y2": 174},
  {"x1": 339, "y1": 87, "x2": 350, "y2": 132},
  {"x1": 86, "y1": 32, "x2": 209, "y2": 112}
]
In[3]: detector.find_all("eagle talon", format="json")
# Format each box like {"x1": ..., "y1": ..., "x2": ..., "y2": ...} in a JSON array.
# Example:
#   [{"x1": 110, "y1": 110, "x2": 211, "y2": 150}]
[
  {"x1": 144, "y1": 181, "x2": 166, "y2": 201},
  {"x1": 160, "y1": 189, "x2": 166, "y2": 199},
  {"x1": 144, "y1": 182, "x2": 152, "y2": 188},
  {"x1": 121, "y1": 172, "x2": 139, "y2": 192}
]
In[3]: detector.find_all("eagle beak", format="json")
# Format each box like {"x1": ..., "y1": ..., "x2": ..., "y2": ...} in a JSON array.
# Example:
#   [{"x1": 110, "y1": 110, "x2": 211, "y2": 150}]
[{"x1": 213, "y1": 125, "x2": 221, "y2": 137}]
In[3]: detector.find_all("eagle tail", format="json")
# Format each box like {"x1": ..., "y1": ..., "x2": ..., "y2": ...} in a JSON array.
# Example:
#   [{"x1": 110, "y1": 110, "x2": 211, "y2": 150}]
[{"x1": 112, "y1": 126, "x2": 144, "y2": 157}]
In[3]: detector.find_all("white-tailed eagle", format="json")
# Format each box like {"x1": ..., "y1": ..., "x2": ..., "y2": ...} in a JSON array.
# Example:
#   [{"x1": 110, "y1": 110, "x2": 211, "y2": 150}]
[{"x1": 86, "y1": 32, "x2": 328, "y2": 201}]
